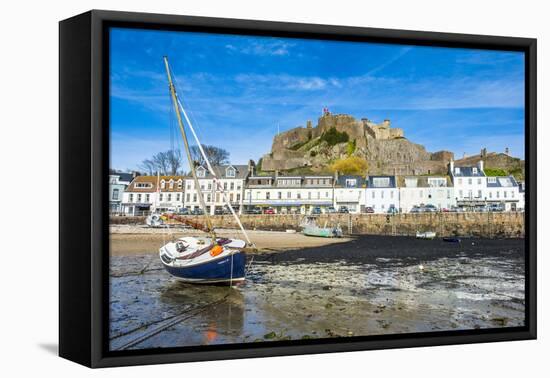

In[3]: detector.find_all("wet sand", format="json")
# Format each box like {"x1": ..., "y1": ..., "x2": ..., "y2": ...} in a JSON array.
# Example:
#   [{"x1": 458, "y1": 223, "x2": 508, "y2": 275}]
[
  {"x1": 109, "y1": 234, "x2": 525, "y2": 350},
  {"x1": 109, "y1": 225, "x2": 351, "y2": 256}
]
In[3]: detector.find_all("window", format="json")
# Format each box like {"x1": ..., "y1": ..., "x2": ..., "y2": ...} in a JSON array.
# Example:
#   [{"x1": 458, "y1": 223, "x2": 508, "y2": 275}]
[
  {"x1": 287, "y1": 192, "x2": 291, "y2": 199},
  {"x1": 197, "y1": 167, "x2": 206, "y2": 178},
  {"x1": 137, "y1": 194, "x2": 142, "y2": 202},
  {"x1": 372, "y1": 191, "x2": 375, "y2": 199},
  {"x1": 186, "y1": 194, "x2": 190, "y2": 202},
  {"x1": 169, "y1": 180, "x2": 174, "y2": 189},
  {"x1": 177, "y1": 180, "x2": 183, "y2": 189},
  {"x1": 390, "y1": 191, "x2": 394, "y2": 199},
  {"x1": 226, "y1": 167, "x2": 236, "y2": 177},
  {"x1": 176, "y1": 193, "x2": 180, "y2": 201},
  {"x1": 200, "y1": 184, "x2": 205, "y2": 190},
  {"x1": 381, "y1": 191, "x2": 384, "y2": 199},
  {"x1": 230, "y1": 193, "x2": 234, "y2": 202},
  {"x1": 193, "y1": 194, "x2": 197, "y2": 202},
  {"x1": 297, "y1": 192, "x2": 301, "y2": 199},
  {"x1": 472, "y1": 167, "x2": 478, "y2": 174},
  {"x1": 278, "y1": 192, "x2": 282, "y2": 199},
  {"x1": 326, "y1": 192, "x2": 329, "y2": 198},
  {"x1": 207, "y1": 194, "x2": 211, "y2": 202},
  {"x1": 496, "y1": 191, "x2": 500, "y2": 199},
  {"x1": 146, "y1": 194, "x2": 150, "y2": 202},
  {"x1": 167, "y1": 193, "x2": 171, "y2": 201},
  {"x1": 447, "y1": 190, "x2": 450, "y2": 199},
  {"x1": 135, "y1": 182, "x2": 153, "y2": 189},
  {"x1": 129, "y1": 193, "x2": 134, "y2": 202},
  {"x1": 158, "y1": 193, "x2": 162, "y2": 202},
  {"x1": 266, "y1": 192, "x2": 271, "y2": 200},
  {"x1": 458, "y1": 178, "x2": 462, "y2": 185},
  {"x1": 230, "y1": 182, "x2": 235, "y2": 190},
  {"x1": 161, "y1": 180, "x2": 166, "y2": 189},
  {"x1": 477, "y1": 178, "x2": 482, "y2": 185},
  {"x1": 317, "y1": 192, "x2": 321, "y2": 199},
  {"x1": 468, "y1": 178, "x2": 472, "y2": 185},
  {"x1": 207, "y1": 183, "x2": 212, "y2": 190},
  {"x1": 459, "y1": 190, "x2": 463, "y2": 198},
  {"x1": 477, "y1": 190, "x2": 482, "y2": 198},
  {"x1": 224, "y1": 182, "x2": 228, "y2": 190},
  {"x1": 112, "y1": 188, "x2": 119, "y2": 200},
  {"x1": 489, "y1": 192, "x2": 492, "y2": 199},
  {"x1": 372, "y1": 177, "x2": 390, "y2": 187},
  {"x1": 236, "y1": 193, "x2": 240, "y2": 201},
  {"x1": 454, "y1": 167, "x2": 460, "y2": 174},
  {"x1": 504, "y1": 191, "x2": 507, "y2": 198},
  {"x1": 346, "y1": 179, "x2": 357, "y2": 188},
  {"x1": 308, "y1": 192, "x2": 312, "y2": 200},
  {"x1": 511, "y1": 191, "x2": 515, "y2": 198}
]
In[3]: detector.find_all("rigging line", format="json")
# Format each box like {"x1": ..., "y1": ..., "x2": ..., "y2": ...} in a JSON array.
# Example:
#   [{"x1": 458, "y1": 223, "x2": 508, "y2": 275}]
[{"x1": 177, "y1": 97, "x2": 253, "y2": 246}]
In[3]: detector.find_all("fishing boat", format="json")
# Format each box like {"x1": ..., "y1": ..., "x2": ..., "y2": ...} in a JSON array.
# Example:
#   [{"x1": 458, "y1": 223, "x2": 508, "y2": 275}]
[
  {"x1": 301, "y1": 216, "x2": 343, "y2": 238},
  {"x1": 416, "y1": 231, "x2": 437, "y2": 239},
  {"x1": 156, "y1": 56, "x2": 253, "y2": 285},
  {"x1": 443, "y1": 237, "x2": 462, "y2": 243}
]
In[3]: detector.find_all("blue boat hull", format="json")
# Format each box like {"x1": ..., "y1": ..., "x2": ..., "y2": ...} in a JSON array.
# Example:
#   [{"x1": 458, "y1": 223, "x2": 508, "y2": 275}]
[{"x1": 163, "y1": 251, "x2": 247, "y2": 284}]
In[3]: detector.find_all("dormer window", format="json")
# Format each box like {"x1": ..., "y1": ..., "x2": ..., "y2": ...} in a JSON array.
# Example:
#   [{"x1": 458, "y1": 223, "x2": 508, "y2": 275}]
[
  {"x1": 197, "y1": 167, "x2": 206, "y2": 178},
  {"x1": 226, "y1": 167, "x2": 236, "y2": 178},
  {"x1": 160, "y1": 180, "x2": 166, "y2": 189},
  {"x1": 177, "y1": 179, "x2": 183, "y2": 189},
  {"x1": 454, "y1": 167, "x2": 460, "y2": 175},
  {"x1": 472, "y1": 167, "x2": 478, "y2": 174},
  {"x1": 169, "y1": 179, "x2": 174, "y2": 189}
]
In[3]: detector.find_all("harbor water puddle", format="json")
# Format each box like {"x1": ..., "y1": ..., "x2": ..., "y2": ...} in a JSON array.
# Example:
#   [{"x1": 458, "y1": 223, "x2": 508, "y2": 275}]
[{"x1": 109, "y1": 240, "x2": 525, "y2": 350}]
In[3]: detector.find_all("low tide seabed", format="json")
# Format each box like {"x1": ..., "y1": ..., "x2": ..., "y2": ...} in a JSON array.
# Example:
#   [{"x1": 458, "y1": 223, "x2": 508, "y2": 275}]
[{"x1": 109, "y1": 235, "x2": 525, "y2": 351}]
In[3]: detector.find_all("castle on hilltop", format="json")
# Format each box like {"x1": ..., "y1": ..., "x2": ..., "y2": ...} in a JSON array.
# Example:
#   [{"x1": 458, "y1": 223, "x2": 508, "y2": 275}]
[{"x1": 260, "y1": 112, "x2": 454, "y2": 176}]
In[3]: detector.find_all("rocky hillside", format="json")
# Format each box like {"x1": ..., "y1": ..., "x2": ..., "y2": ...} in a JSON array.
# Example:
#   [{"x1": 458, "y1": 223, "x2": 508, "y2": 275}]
[
  {"x1": 455, "y1": 152, "x2": 525, "y2": 180},
  {"x1": 260, "y1": 113, "x2": 454, "y2": 176}
]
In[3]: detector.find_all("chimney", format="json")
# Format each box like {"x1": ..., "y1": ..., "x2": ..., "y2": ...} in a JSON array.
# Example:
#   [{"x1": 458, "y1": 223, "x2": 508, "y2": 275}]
[
  {"x1": 478, "y1": 160, "x2": 484, "y2": 172},
  {"x1": 505, "y1": 147, "x2": 510, "y2": 155},
  {"x1": 247, "y1": 159, "x2": 255, "y2": 176},
  {"x1": 449, "y1": 160, "x2": 455, "y2": 174},
  {"x1": 306, "y1": 120, "x2": 312, "y2": 129}
]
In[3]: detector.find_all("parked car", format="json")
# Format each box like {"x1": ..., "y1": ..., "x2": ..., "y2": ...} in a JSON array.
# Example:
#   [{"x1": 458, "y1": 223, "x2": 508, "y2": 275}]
[
  {"x1": 326, "y1": 206, "x2": 337, "y2": 214},
  {"x1": 178, "y1": 208, "x2": 190, "y2": 215},
  {"x1": 387, "y1": 205, "x2": 398, "y2": 214},
  {"x1": 311, "y1": 207, "x2": 323, "y2": 215},
  {"x1": 423, "y1": 204, "x2": 438, "y2": 213},
  {"x1": 450, "y1": 206, "x2": 464, "y2": 213},
  {"x1": 410, "y1": 206, "x2": 424, "y2": 213},
  {"x1": 364, "y1": 206, "x2": 374, "y2": 214},
  {"x1": 245, "y1": 206, "x2": 262, "y2": 214},
  {"x1": 487, "y1": 203, "x2": 505, "y2": 212},
  {"x1": 264, "y1": 207, "x2": 275, "y2": 214},
  {"x1": 214, "y1": 207, "x2": 224, "y2": 215},
  {"x1": 222, "y1": 207, "x2": 233, "y2": 215},
  {"x1": 338, "y1": 206, "x2": 349, "y2": 213},
  {"x1": 191, "y1": 208, "x2": 204, "y2": 215}
]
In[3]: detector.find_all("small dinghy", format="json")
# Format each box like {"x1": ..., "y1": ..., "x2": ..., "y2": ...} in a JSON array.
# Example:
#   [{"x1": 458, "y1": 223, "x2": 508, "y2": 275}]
[
  {"x1": 443, "y1": 237, "x2": 462, "y2": 243},
  {"x1": 301, "y1": 216, "x2": 342, "y2": 238},
  {"x1": 416, "y1": 231, "x2": 437, "y2": 239}
]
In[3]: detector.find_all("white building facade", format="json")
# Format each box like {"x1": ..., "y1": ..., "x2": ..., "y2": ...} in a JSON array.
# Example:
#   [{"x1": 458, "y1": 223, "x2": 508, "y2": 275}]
[
  {"x1": 183, "y1": 164, "x2": 250, "y2": 215},
  {"x1": 450, "y1": 160, "x2": 487, "y2": 209},
  {"x1": 333, "y1": 175, "x2": 366, "y2": 213},
  {"x1": 399, "y1": 176, "x2": 455, "y2": 212},
  {"x1": 365, "y1": 176, "x2": 399, "y2": 213},
  {"x1": 244, "y1": 175, "x2": 334, "y2": 214},
  {"x1": 109, "y1": 172, "x2": 134, "y2": 214}
]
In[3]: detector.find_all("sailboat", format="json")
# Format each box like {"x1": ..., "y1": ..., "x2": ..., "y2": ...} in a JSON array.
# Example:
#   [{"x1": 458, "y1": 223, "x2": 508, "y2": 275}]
[{"x1": 157, "y1": 56, "x2": 252, "y2": 285}]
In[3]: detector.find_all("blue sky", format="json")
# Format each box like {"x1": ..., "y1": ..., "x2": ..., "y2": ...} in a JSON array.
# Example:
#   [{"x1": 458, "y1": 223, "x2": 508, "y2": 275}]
[{"x1": 110, "y1": 27, "x2": 525, "y2": 171}]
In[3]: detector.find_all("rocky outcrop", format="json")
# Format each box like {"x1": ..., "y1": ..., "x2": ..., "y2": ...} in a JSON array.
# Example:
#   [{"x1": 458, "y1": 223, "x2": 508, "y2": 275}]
[{"x1": 261, "y1": 113, "x2": 453, "y2": 175}]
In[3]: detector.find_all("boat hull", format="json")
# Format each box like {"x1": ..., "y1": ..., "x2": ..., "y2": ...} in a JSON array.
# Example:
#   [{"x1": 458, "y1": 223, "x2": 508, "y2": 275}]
[{"x1": 162, "y1": 251, "x2": 247, "y2": 284}]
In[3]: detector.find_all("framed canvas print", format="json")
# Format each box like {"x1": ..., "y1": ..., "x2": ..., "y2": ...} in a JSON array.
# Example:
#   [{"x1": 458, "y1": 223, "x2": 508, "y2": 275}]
[{"x1": 59, "y1": 10, "x2": 537, "y2": 368}]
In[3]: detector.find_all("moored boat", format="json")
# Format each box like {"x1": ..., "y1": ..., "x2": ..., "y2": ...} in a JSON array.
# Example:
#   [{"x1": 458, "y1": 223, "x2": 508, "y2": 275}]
[
  {"x1": 156, "y1": 56, "x2": 253, "y2": 285},
  {"x1": 416, "y1": 231, "x2": 437, "y2": 239},
  {"x1": 301, "y1": 216, "x2": 342, "y2": 238}
]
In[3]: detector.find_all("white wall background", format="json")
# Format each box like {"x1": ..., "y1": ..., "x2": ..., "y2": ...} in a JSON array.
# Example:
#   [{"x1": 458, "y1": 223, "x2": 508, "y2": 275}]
[{"x1": 0, "y1": 0, "x2": 547, "y2": 375}]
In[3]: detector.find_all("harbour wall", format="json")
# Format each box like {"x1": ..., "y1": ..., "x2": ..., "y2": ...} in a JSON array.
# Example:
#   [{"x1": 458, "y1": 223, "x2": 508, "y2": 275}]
[{"x1": 110, "y1": 212, "x2": 525, "y2": 238}]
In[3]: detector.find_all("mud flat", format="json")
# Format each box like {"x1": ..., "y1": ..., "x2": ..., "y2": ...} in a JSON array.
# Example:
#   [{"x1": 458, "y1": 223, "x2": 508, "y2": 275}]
[
  {"x1": 109, "y1": 225, "x2": 351, "y2": 256},
  {"x1": 109, "y1": 235, "x2": 525, "y2": 350}
]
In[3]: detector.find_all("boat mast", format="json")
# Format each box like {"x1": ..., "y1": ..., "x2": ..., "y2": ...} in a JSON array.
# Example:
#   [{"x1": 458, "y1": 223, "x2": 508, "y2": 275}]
[{"x1": 163, "y1": 56, "x2": 215, "y2": 242}]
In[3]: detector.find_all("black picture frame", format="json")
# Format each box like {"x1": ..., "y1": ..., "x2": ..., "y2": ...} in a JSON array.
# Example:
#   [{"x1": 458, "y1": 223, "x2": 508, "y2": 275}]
[{"x1": 59, "y1": 9, "x2": 537, "y2": 368}]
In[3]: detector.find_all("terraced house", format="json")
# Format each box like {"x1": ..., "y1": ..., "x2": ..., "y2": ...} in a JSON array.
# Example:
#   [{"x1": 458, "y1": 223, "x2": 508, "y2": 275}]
[
  {"x1": 183, "y1": 164, "x2": 251, "y2": 215},
  {"x1": 244, "y1": 174, "x2": 334, "y2": 214},
  {"x1": 122, "y1": 175, "x2": 185, "y2": 215},
  {"x1": 399, "y1": 176, "x2": 455, "y2": 213}
]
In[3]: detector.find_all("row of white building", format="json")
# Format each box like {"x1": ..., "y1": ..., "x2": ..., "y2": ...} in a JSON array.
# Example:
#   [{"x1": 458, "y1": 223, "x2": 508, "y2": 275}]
[{"x1": 110, "y1": 160, "x2": 525, "y2": 216}]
